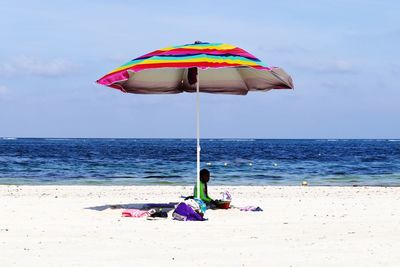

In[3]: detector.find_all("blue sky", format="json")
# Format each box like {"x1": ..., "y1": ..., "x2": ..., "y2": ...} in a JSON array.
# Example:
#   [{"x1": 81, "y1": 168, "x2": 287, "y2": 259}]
[{"x1": 0, "y1": 0, "x2": 399, "y2": 138}]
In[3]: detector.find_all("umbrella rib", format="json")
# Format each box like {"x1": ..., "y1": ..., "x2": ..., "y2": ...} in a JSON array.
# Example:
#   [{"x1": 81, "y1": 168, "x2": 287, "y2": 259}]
[
  {"x1": 269, "y1": 69, "x2": 294, "y2": 89},
  {"x1": 235, "y1": 67, "x2": 251, "y2": 93}
]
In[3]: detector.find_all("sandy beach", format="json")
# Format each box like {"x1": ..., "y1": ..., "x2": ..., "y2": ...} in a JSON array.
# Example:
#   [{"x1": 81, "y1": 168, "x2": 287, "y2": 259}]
[{"x1": 1, "y1": 185, "x2": 399, "y2": 267}]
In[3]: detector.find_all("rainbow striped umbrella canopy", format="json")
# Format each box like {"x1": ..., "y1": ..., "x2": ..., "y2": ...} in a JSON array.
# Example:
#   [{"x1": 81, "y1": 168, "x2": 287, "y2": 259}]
[
  {"x1": 96, "y1": 41, "x2": 293, "y2": 198},
  {"x1": 96, "y1": 42, "x2": 293, "y2": 94}
]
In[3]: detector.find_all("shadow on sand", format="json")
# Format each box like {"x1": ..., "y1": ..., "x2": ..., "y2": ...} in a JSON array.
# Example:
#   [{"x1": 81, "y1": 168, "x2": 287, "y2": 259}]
[{"x1": 85, "y1": 202, "x2": 178, "y2": 212}]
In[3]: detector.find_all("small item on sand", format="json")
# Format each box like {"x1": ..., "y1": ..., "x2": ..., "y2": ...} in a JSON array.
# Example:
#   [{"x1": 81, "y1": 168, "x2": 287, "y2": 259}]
[
  {"x1": 302, "y1": 181, "x2": 308, "y2": 186},
  {"x1": 215, "y1": 200, "x2": 231, "y2": 209},
  {"x1": 240, "y1": 206, "x2": 263, "y2": 212},
  {"x1": 221, "y1": 191, "x2": 232, "y2": 201},
  {"x1": 122, "y1": 209, "x2": 155, "y2": 218},
  {"x1": 211, "y1": 191, "x2": 232, "y2": 209},
  {"x1": 149, "y1": 209, "x2": 168, "y2": 218}
]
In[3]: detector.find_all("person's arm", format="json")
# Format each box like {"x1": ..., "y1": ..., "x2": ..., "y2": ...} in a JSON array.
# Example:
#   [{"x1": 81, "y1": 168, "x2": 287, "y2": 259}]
[{"x1": 200, "y1": 182, "x2": 212, "y2": 202}]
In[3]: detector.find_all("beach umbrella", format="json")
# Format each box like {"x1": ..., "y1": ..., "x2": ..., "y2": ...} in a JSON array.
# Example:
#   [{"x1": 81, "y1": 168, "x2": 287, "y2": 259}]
[{"x1": 96, "y1": 41, "x2": 293, "y2": 197}]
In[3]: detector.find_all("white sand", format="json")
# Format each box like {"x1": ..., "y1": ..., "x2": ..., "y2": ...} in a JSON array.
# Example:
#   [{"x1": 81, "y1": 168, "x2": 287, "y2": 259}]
[{"x1": 1, "y1": 185, "x2": 400, "y2": 267}]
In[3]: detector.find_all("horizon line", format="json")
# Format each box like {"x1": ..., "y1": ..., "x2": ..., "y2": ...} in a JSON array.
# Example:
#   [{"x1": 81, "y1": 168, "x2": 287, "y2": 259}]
[{"x1": 1, "y1": 137, "x2": 399, "y2": 140}]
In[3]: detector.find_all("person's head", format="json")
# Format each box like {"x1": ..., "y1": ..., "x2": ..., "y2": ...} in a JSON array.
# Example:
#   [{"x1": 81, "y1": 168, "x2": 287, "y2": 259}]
[{"x1": 200, "y1": 168, "x2": 210, "y2": 183}]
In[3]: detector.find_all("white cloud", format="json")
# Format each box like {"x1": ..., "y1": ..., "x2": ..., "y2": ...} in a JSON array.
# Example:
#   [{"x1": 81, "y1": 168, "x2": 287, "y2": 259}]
[{"x1": 0, "y1": 56, "x2": 77, "y2": 77}]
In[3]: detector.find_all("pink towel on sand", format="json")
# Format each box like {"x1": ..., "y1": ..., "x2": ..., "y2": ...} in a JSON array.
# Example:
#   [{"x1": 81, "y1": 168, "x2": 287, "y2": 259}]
[{"x1": 122, "y1": 209, "x2": 152, "y2": 218}]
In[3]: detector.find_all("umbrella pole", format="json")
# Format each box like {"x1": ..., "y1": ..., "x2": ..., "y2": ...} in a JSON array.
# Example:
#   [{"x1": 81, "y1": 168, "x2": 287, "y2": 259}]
[{"x1": 196, "y1": 68, "x2": 201, "y2": 199}]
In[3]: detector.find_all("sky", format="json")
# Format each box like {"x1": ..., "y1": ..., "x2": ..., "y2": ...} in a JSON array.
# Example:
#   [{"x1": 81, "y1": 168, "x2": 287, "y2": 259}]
[{"x1": 0, "y1": 0, "x2": 399, "y2": 138}]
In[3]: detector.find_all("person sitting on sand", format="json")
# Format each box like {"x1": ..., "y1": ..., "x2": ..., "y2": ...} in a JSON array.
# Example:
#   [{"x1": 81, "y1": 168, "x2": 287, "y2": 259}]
[{"x1": 194, "y1": 168, "x2": 217, "y2": 208}]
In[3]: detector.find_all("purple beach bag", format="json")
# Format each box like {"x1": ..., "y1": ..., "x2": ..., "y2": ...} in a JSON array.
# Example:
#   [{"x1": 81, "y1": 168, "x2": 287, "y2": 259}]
[{"x1": 172, "y1": 203, "x2": 205, "y2": 221}]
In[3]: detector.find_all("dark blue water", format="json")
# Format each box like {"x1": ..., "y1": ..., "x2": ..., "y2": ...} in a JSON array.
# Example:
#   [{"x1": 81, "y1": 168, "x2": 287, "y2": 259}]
[{"x1": 1, "y1": 138, "x2": 400, "y2": 186}]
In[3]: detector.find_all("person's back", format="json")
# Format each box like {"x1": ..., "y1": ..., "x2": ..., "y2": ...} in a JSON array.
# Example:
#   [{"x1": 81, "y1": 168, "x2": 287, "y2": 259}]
[
  {"x1": 194, "y1": 169, "x2": 214, "y2": 206},
  {"x1": 194, "y1": 180, "x2": 212, "y2": 203}
]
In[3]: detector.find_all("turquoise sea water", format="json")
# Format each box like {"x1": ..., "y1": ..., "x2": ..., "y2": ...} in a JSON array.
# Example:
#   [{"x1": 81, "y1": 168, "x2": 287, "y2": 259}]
[{"x1": 0, "y1": 138, "x2": 399, "y2": 186}]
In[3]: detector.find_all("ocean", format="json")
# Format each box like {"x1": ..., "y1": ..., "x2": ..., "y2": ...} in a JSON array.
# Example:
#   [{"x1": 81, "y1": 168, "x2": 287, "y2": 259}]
[{"x1": 0, "y1": 138, "x2": 399, "y2": 186}]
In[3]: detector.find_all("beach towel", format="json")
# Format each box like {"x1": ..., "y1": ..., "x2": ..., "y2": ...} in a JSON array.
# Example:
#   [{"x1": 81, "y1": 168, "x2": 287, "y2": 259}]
[
  {"x1": 240, "y1": 206, "x2": 263, "y2": 212},
  {"x1": 172, "y1": 203, "x2": 205, "y2": 221},
  {"x1": 194, "y1": 198, "x2": 207, "y2": 214},
  {"x1": 184, "y1": 199, "x2": 200, "y2": 212},
  {"x1": 122, "y1": 209, "x2": 155, "y2": 218}
]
